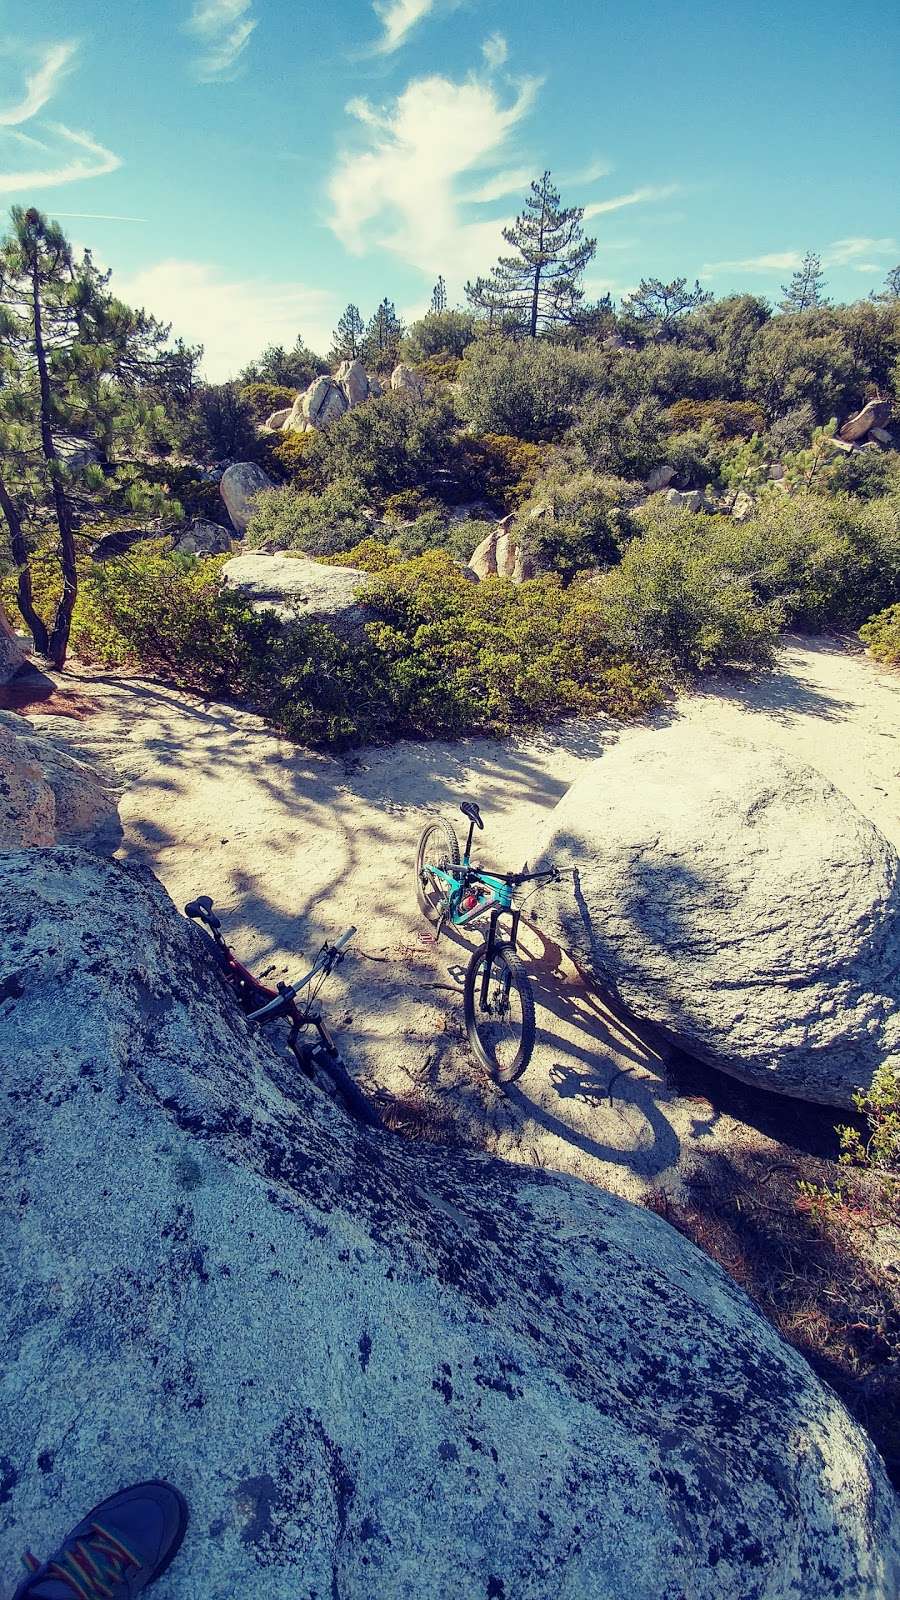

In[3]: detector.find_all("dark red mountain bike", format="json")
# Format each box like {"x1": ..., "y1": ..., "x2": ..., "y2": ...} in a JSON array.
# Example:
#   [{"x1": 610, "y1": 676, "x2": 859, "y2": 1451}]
[{"x1": 184, "y1": 895, "x2": 381, "y2": 1127}]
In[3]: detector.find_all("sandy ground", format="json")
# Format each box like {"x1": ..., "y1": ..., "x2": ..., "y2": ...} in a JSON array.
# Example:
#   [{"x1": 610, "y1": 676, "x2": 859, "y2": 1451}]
[{"x1": 17, "y1": 634, "x2": 900, "y2": 1204}]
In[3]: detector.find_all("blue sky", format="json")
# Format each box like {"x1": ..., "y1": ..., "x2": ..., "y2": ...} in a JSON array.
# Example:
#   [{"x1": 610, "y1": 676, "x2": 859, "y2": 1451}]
[{"x1": 2, "y1": 0, "x2": 898, "y2": 377}]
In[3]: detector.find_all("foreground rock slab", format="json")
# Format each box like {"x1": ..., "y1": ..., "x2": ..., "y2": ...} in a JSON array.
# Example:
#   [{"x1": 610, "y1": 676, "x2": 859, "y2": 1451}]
[
  {"x1": 533, "y1": 725, "x2": 900, "y2": 1107},
  {"x1": 1, "y1": 848, "x2": 898, "y2": 1599}
]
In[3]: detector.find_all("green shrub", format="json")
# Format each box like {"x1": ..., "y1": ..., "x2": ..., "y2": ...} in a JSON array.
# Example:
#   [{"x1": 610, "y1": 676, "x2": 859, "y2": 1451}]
[
  {"x1": 318, "y1": 537, "x2": 406, "y2": 572},
  {"x1": 665, "y1": 398, "x2": 766, "y2": 439},
  {"x1": 302, "y1": 391, "x2": 460, "y2": 498},
  {"x1": 826, "y1": 448, "x2": 900, "y2": 502},
  {"x1": 73, "y1": 543, "x2": 660, "y2": 746},
  {"x1": 240, "y1": 382, "x2": 297, "y2": 422},
  {"x1": 860, "y1": 603, "x2": 900, "y2": 664},
  {"x1": 245, "y1": 479, "x2": 370, "y2": 556},
  {"x1": 266, "y1": 428, "x2": 316, "y2": 481},
  {"x1": 400, "y1": 310, "x2": 479, "y2": 362},
  {"x1": 598, "y1": 508, "x2": 781, "y2": 677},
  {"x1": 736, "y1": 490, "x2": 900, "y2": 630},
  {"x1": 388, "y1": 512, "x2": 479, "y2": 562},
  {"x1": 798, "y1": 1064, "x2": 899, "y2": 1227},
  {"x1": 456, "y1": 433, "x2": 546, "y2": 512},
  {"x1": 516, "y1": 467, "x2": 636, "y2": 580},
  {"x1": 665, "y1": 425, "x2": 727, "y2": 489},
  {"x1": 361, "y1": 552, "x2": 661, "y2": 737},
  {"x1": 569, "y1": 395, "x2": 667, "y2": 481},
  {"x1": 382, "y1": 487, "x2": 443, "y2": 522},
  {"x1": 456, "y1": 338, "x2": 604, "y2": 441}
]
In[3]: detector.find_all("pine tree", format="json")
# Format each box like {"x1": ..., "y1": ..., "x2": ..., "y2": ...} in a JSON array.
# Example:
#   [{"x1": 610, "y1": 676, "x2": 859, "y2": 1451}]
[
  {"x1": 430, "y1": 276, "x2": 447, "y2": 314},
  {"x1": 619, "y1": 277, "x2": 713, "y2": 340},
  {"x1": 779, "y1": 252, "x2": 830, "y2": 313},
  {"x1": 331, "y1": 303, "x2": 365, "y2": 362},
  {"x1": 465, "y1": 171, "x2": 596, "y2": 338},
  {"x1": 0, "y1": 208, "x2": 191, "y2": 667},
  {"x1": 362, "y1": 298, "x2": 403, "y2": 370}
]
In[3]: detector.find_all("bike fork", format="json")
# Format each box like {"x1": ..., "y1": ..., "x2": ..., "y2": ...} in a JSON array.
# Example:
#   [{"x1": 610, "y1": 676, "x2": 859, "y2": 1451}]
[{"x1": 479, "y1": 909, "x2": 521, "y2": 1008}]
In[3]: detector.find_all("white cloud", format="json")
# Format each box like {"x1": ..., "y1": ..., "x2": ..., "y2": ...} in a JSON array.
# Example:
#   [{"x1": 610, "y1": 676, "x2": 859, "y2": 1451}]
[
  {"x1": 464, "y1": 166, "x2": 532, "y2": 203},
  {"x1": 823, "y1": 236, "x2": 897, "y2": 266},
  {"x1": 328, "y1": 71, "x2": 541, "y2": 283},
  {"x1": 702, "y1": 250, "x2": 804, "y2": 275},
  {"x1": 186, "y1": 0, "x2": 257, "y2": 80},
  {"x1": 0, "y1": 122, "x2": 122, "y2": 195},
  {"x1": 372, "y1": 0, "x2": 437, "y2": 54},
  {"x1": 481, "y1": 32, "x2": 508, "y2": 69},
  {"x1": 703, "y1": 238, "x2": 899, "y2": 278},
  {"x1": 583, "y1": 183, "x2": 681, "y2": 219},
  {"x1": 0, "y1": 39, "x2": 78, "y2": 125},
  {"x1": 560, "y1": 156, "x2": 612, "y2": 186},
  {"x1": 113, "y1": 259, "x2": 339, "y2": 381}
]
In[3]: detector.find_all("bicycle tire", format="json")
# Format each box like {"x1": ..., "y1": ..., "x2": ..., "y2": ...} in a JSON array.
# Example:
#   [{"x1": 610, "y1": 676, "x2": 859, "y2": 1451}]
[
  {"x1": 313, "y1": 1047, "x2": 383, "y2": 1129},
  {"x1": 187, "y1": 921, "x2": 232, "y2": 975},
  {"x1": 463, "y1": 941, "x2": 536, "y2": 1083},
  {"x1": 415, "y1": 817, "x2": 461, "y2": 923}
]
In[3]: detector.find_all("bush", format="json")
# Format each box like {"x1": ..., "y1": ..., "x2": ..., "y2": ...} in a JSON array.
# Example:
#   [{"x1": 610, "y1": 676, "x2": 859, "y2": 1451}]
[
  {"x1": 302, "y1": 390, "x2": 460, "y2": 498},
  {"x1": 860, "y1": 603, "x2": 900, "y2": 664},
  {"x1": 456, "y1": 434, "x2": 546, "y2": 512},
  {"x1": 799, "y1": 1064, "x2": 899, "y2": 1227},
  {"x1": 245, "y1": 479, "x2": 371, "y2": 556},
  {"x1": 266, "y1": 428, "x2": 316, "y2": 481},
  {"x1": 240, "y1": 382, "x2": 297, "y2": 422},
  {"x1": 737, "y1": 490, "x2": 900, "y2": 630},
  {"x1": 455, "y1": 338, "x2": 604, "y2": 441},
  {"x1": 665, "y1": 425, "x2": 727, "y2": 489},
  {"x1": 569, "y1": 395, "x2": 667, "y2": 481},
  {"x1": 400, "y1": 310, "x2": 479, "y2": 362},
  {"x1": 515, "y1": 467, "x2": 636, "y2": 581},
  {"x1": 72, "y1": 544, "x2": 660, "y2": 746},
  {"x1": 598, "y1": 507, "x2": 781, "y2": 677},
  {"x1": 382, "y1": 488, "x2": 443, "y2": 523},
  {"x1": 361, "y1": 553, "x2": 661, "y2": 737},
  {"x1": 665, "y1": 398, "x2": 766, "y2": 439},
  {"x1": 188, "y1": 381, "x2": 259, "y2": 461},
  {"x1": 318, "y1": 538, "x2": 406, "y2": 572}
]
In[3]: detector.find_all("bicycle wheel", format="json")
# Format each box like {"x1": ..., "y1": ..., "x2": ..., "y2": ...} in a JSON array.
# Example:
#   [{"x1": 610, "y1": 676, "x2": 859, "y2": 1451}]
[
  {"x1": 312, "y1": 1046, "x2": 383, "y2": 1129},
  {"x1": 415, "y1": 817, "x2": 460, "y2": 923},
  {"x1": 464, "y1": 941, "x2": 536, "y2": 1083}
]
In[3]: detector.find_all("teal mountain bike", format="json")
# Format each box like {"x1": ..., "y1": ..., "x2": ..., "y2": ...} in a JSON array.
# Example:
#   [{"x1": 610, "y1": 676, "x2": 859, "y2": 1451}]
[{"x1": 415, "y1": 801, "x2": 569, "y2": 1082}]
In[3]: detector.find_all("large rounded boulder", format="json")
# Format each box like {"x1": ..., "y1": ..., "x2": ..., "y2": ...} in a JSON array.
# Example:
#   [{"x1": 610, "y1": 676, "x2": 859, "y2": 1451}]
[
  {"x1": 220, "y1": 461, "x2": 275, "y2": 534},
  {"x1": 532, "y1": 725, "x2": 900, "y2": 1107},
  {"x1": 1, "y1": 846, "x2": 899, "y2": 1598}
]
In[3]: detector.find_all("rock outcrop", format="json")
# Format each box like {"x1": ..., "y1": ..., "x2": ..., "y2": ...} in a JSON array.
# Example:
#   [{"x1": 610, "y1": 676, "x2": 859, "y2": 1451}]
[
  {"x1": 532, "y1": 725, "x2": 900, "y2": 1107},
  {"x1": 469, "y1": 517, "x2": 533, "y2": 583},
  {"x1": 220, "y1": 462, "x2": 276, "y2": 534},
  {"x1": 0, "y1": 598, "x2": 25, "y2": 685},
  {"x1": 645, "y1": 464, "x2": 676, "y2": 493},
  {"x1": 336, "y1": 357, "x2": 370, "y2": 408},
  {"x1": 2, "y1": 846, "x2": 898, "y2": 1599},
  {"x1": 390, "y1": 362, "x2": 427, "y2": 400},
  {"x1": 0, "y1": 711, "x2": 119, "y2": 850},
  {"x1": 839, "y1": 398, "x2": 892, "y2": 444},
  {"x1": 222, "y1": 552, "x2": 371, "y2": 633},
  {"x1": 730, "y1": 488, "x2": 755, "y2": 521},
  {"x1": 264, "y1": 405, "x2": 292, "y2": 430},
  {"x1": 663, "y1": 487, "x2": 703, "y2": 512},
  {"x1": 171, "y1": 518, "x2": 234, "y2": 556}
]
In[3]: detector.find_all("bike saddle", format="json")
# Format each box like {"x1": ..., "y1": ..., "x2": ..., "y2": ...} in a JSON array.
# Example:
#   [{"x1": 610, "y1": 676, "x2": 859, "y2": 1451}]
[
  {"x1": 460, "y1": 801, "x2": 484, "y2": 830},
  {"x1": 185, "y1": 895, "x2": 220, "y2": 929}
]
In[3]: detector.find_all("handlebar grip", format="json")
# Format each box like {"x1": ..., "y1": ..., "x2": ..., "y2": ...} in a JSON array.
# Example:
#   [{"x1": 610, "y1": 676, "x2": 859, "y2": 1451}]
[{"x1": 331, "y1": 926, "x2": 356, "y2": 953}]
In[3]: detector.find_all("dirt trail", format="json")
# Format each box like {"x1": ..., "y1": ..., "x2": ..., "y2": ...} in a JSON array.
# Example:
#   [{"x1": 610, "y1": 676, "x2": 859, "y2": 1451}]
[{"x1": 18, "y1": 634, "x2": 900, "y2": 1203}]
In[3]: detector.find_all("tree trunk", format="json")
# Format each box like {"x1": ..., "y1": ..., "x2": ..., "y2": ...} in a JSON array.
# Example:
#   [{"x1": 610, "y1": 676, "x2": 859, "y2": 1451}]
[
  {"x1": 30, "y1": 251, "x2": 77, "y2": 669},
  {"x1": 0, "y1": 469, "x2": 50, "y2": 655},
  {"x1": 530, "y1": 265, "x2": 541, "y2": 339}
]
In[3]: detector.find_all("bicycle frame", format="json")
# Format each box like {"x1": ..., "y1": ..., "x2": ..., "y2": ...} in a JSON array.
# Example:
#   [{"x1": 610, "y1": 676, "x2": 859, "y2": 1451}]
[{"x1": 425, "y1": 841, "x2": 523, "y2": 1011}]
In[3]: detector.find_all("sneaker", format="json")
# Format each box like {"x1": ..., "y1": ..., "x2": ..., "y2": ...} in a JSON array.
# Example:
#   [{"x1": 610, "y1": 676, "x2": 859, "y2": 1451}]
[{"x1": 13, "y1": 1481, "x2": 189, "y2": 1599}]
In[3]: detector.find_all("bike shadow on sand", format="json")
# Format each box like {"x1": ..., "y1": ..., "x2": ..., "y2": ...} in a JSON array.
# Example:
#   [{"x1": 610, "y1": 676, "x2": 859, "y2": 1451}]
[{"x1": 436, "y1": 918, "x2": 682, "y2": 1180}]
